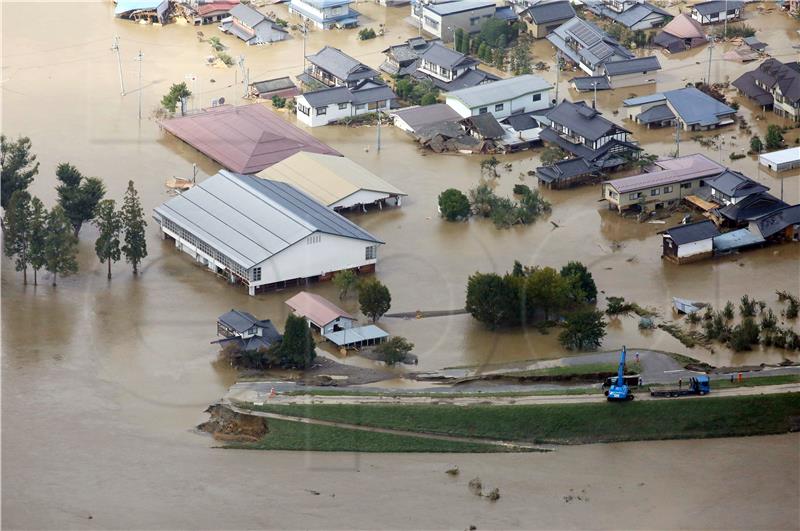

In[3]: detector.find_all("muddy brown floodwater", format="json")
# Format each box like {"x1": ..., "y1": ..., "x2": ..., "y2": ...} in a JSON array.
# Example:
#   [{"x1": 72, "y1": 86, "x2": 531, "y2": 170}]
[{"x1": 2, "y1": 2, "x2": 799, "y2": 529}]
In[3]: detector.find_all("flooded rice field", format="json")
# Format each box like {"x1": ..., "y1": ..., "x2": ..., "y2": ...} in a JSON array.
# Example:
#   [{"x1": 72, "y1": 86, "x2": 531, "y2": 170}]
[{"x1": 2, "y1": 1, "x2": 799, "y2": 528}]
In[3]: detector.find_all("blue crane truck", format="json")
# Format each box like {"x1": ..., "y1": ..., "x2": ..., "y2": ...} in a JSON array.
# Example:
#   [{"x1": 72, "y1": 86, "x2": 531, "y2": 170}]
[
  {"x1": 650, "y1": 375, "x2": 711, "y2": 398},
  {"x1": 605, "y1": 346, "x2": 634, "y2": 402}
]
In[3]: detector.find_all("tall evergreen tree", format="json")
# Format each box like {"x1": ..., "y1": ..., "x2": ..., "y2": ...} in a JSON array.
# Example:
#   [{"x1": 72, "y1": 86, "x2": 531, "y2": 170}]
[
  {"x1": 44, "y1": 206, "x2": 79, "y2": 286},
  {"x1": 3, "y1": 190, "x2": 32, "y2": 284},
  {"x1": 55, "y1": 163, "x2": 106, "y2": 235},
  {"x1": 275, "y1": 314, "x2": 317, "y2": 369},
  {"x1": 28, "y1": 197, "x2": 48, "y2": 286},
  {"x1": 93, "y1": 199, "x2": 122, "y2": 280},
  {"x1": 121, "y1": 180, "x2": 148, "y2": 274},
  {"x1": 1, "y1": 135, "x2": 39, "y2": 210}
]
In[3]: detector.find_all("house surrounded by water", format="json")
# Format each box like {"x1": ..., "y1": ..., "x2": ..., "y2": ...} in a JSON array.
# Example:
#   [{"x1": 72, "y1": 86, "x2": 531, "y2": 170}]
[
  {"x1": 689, "y1": 0, "x2": 743, "y2": 24},
  {"x1": 732, "y1": 59, "x2": 800, "y2": 122},
  {"x1": 301, "y1": 46, "x2": 381, "y2": 89},
  {"x1": 444, "y1": 74, "x2": 553, "y2": 120},
  {"x1": 623, "y1": 87, "x2": 737, "y2": 131},
  {"x1": 288, "y1": 0, "x2": 359, "y2": 29},
  {"x1": 520, "y1": 1, "x2": 575, "y2": 38},
  {"x1": 294, "y1": 81, "x2": 397, "y2": 127},
  {"x1": 219, "y1": 4, "x2": 288, "y2": 45}
]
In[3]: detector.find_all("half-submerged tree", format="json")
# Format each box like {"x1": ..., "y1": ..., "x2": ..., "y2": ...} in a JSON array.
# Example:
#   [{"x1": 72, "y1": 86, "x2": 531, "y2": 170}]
[
  {"x1": 93, "y1": 199, "x2": 122, "y2": 280},
  {"x1": 3, "y1": 190, "x2": 32, "y2": 283},
  {"x1": 121, "y1": 180, "x2": 148, "y2": 274},
  {"x1": 375, "y1": 336, "x2": 414, "y2": 366},
  {"x1": 28, "y1": 197, "x2": 48, "y2": 286},
  {"x1": 559, "y1": 309, "x2": 607, "y2": 351},
  {"x1": 55, "y1": 162, "x2": 106, "y2": 235},
  {"x1": 358, "y1": 278, "x2": 391, "y2": 322},
  {"x1": 332, "y1": 269, "x2": 359, "y2": 300},
  {"x1": 44, "y1": 206, "x2": 79, "y2": 286},
  {"x1": 161, "y1": 82, "x2": 192, "y2": 114},
  {"x1": 0, "y1": 135, "x2": 39, "y2": 210}
]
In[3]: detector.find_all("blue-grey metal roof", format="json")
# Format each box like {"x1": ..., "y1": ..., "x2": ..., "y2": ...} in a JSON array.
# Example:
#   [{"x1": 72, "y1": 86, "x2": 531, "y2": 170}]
[
  {"x1": 445, "y1": 74, "x2": 552, "y2": 108},
  {"x1": 494, "y1": 5, "x2": 518, "y2": 20},
  {"x1": 426, "y1": 0, "x2": 495, "y2": 15},
  {"x1": 536, "y1": 157, "x2": 594, "y2": 183},
  {"x1": 325, "y1": 324, "x2": 389, "y2": 346},
  {"x1": 525, "y1": 1, "x2": 575, "y2": 24},
  {"x1": 301, "y1": 82, "x2": 396, "y2": 107},
  {"x1": 230, "y1": 4, "x2": 267, "y2": 27},
  {"x1": 662, "y1": 87, "x2": 735, "y2": 126},
  {"x1": 665, "y1": 220, "x2": 720, "y2": 245},
  {"x1": 154, "y1": 170, "x2": 381, "y2": 269},
  {"x1": 545, "y1": 100, "x2": 628, "y2": 141},
  {"x1": 623, "y1": 93, "x2": 667, "y2": 106},
  {"x1": 589, "y1": 2, "x2": 669, "y2": 28},
  {"x1": 637, "y1": 104, "x2": 675, "y2": 124},
  {"x1": 604, "y1": 55, "x2": 661, "y2": 75},
  {"x1": 570, "y1": 76, "x2": 611, "y2": 91},
  {"x1": 713, "y1": 228, "x2": 764, "y2": 252},
  {"x1": 692, "y1": 0, "x2": 743, "y2": 15},
  {"x1": 306, "y1": 46, "x2": 378, "y2": 83},
  {"x1": 754, "y1": 204, "x2": 800, "y2": 238}
]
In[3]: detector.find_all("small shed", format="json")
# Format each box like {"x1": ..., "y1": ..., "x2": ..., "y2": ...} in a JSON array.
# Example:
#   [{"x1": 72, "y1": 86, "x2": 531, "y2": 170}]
[
  {"x1": 662, "y1": 220, "x2": 720, "y2": 264},
  {"x1": 759, "y1": 147, "x2": 800, "y2": 172},
  {"x1": 742, "y1": 36, "x2": 767, "y2": 52},
  {"x1": 325, "y1": 324, "x2": 389, "y2": 348},
  {"x1": 285, "y1": 291, "x2": 355, "y2": 336},
  {"x1": 250, "y1": 77, "x2": 300, "y2": 99}
]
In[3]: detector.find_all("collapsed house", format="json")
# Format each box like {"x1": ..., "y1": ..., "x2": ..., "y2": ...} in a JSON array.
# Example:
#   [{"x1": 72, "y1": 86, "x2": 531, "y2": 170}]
[{"x1": 114, "y1": 0, "x2": 170, "y2": 23}]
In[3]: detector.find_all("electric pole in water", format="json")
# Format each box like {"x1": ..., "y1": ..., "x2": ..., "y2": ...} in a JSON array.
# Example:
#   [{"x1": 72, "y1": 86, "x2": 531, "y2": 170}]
[
  {"x1": 706, "y1": 41, "x2": 713, "y2": 85},
  {"x1": 136, "y1": 50, "x2": 143, "y2": 120},
  {"x1": 554, "y1": 50, "x2": 561, "y2": 104},
  {"x1": 377, "y1": 110, "x2": 381, "y2": 152},
  {"x1": 675, "y1": 120, "x2": 681, "y2": 157},
  {"x1": 112, "y1": 36, "x2": 125, "y2": 96}
]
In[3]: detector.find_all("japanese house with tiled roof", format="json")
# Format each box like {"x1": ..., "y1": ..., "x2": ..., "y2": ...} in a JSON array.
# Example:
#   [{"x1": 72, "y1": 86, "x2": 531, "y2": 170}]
[{"x1": 732, "y1": 59, "x2": 800, "y2": 122}]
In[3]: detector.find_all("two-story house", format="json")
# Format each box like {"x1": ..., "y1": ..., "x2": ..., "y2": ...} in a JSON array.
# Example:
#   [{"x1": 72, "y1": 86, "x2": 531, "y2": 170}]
[
  {"x1": 380, "y1": 37, "x2": 440, "y2": 76},
  {"x1": 412, "y1": 42, "x2": 498, "y2": 90},
  {"x1": 288, "y1": 0, "x2": 359, "y2": 29},
  {"x1": 689, "y1": 0, "x2": 743, "y2": 24},
  {"x1": 587, "y1": 0, "x2": 671, "y2": 31},
  {"x1": 420, "y1": 0, "x2": 497, "y2": 42},
  {"x1": 732, "y1": 59, "x2": 800, "y2": 122},
  {"x1": 300, "y1": 45, "x2": 381, "y2": 89},
  {"x1": 295, "y1": 80, "x2": 397, "y2": 127},
  {"x1": 444, "y1": 74, "x2": 553, "y2": 119},
  {"x1": 218, "y1": 4, "x2": 288, "y2": 45},
  {"x1": 521, "y1": 1, "x2": 576, "y2": 39}
]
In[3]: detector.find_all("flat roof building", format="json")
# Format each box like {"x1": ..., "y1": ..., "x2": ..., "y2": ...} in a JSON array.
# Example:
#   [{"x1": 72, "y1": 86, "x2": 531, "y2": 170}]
[{"x1": 759, "y1": 147, "x2": 800, "y2": 172}]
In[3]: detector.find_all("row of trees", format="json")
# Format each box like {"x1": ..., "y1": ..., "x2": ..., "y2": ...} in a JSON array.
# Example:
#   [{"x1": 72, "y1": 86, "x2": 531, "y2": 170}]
[
  {"x1": 394, "y1": 77, "x2": 439, "y2": 106},
  {"x1": 438, "y1": 184, "x2": 551, "y2": 228},
  {"x1": 332, "y1": 271, "x2": 392, "y2": 322},
  {"x1": 453, "y1": 20, "x2": 527, "y2": 72},
  {"x1": 2, "y1": 136, "x2": 147, "y2": 285}
]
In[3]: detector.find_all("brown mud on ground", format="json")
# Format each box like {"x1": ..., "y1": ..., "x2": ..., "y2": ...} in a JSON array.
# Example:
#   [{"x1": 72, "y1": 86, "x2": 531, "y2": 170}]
[{"x1": 197, "y1": 403, "x2": 268, "y2": 442}]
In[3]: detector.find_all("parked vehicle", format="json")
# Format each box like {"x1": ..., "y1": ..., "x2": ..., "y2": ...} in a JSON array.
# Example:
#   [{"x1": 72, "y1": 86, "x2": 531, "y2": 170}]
[{"x1": 650, "y1": 375, "x2": 711, "y2": 398}]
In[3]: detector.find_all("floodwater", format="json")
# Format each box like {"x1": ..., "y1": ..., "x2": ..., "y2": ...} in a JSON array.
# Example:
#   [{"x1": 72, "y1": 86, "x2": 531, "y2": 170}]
[{"x1": 2, "y1": 2, "x2": 800, "y2": 528}]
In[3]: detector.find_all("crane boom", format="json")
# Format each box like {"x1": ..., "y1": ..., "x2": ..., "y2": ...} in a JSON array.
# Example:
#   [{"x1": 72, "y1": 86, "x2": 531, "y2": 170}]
[{"x1": 617, "y1": 346, "x2": 626, "y2": 385}]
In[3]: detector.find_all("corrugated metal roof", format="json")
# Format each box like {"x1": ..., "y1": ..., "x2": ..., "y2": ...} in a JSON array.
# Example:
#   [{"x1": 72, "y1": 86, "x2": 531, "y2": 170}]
[
  {"x1": 154, "y1": 170, "x2": 381, "y2": 269},
  {"x1": 604, "y1": 55, "x2": 661, "y2": 75},
  {"x1": 605, "y1": 154, "x2": 724, "y2": 193},
  {"x1": 713, "y1": 228, "x2": 764, "y2": 252},
  {"x1": 257, "y1": 152, "x2": 405, "y2": 207},
  {"x1": 445, "y1": 75, "x2": 552, "y2": 108},
  {"x1": 759, "y1": 147, "x2": 800, "y2": 165},
  {"x1": 285, "y1": 291, "x2": 354, "y2": 327},
  {"x1": 636, "y1": 104, "x2": 675, "y2": 124},
  {"x1": 426, "y1": 0, "x2": 495, "y2": 15},
  {"x1": 624, "y1": 93, "x2": 667, "y2": 106},
  {"x1": 326, "y1": 324, "x2": 389, "y2": 346}
]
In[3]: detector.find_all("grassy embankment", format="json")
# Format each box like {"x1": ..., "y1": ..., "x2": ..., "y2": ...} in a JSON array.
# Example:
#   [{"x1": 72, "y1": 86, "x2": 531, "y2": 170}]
[{"x1": 242, "y1": 393, "x2": 800, "y2": 448}]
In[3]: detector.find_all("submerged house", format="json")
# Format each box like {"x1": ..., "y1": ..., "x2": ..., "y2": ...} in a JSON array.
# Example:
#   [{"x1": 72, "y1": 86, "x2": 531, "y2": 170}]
[
  {"x1": 662, "y1": 220, "x2": 720, "y2": 264},
  {"x1": 623, "y1": 87, "x2": 737, "y2": 131},
  {"x1": 285, "y1": 291, "x2": 355, "y2": 336},
  {"x1": 444, "y1": 74, "x2": 553, "y2": 119},
  {"x1": 191, "y1": 1, "x2": 239, "y2": 25},
  {"x1": 380, "y1": 37, "x2": 441, "y2": 77},
  {"x1": 114, "y1": 0, "x2": 170, "y2": 23},
  {"x1": 288, "y1": 0, "x2": 359, "y2": 29},
  {"x1": 653, "y1": 13, "x2": 707, "y2": 53},
  {"x1": 537, "y1": 100, "x2": 640, "y2": 188},
  {"x1": 410, "y1": 42, "x2": 498, "y2": 91},
  {"x1": 215, "y1": 310, "x2": 282, "y2": 352},
  {"x1": 249, "y1": 76, "x2": 300, "y2": 99},
  {"x1": 689, "y1": 0, "x2": 744, "y2": 24},
  {"x1": 153, "y1": 170, "x2": 382, "y2": 295},
  {"x1": 301, "y1": 46, "x2": 381, "y2": 89},
  {"x1": 586, "y1": 0, "x2": 671, "y2": 31},
  {"x1": 294, "y1": 80, "x2": 397, "y2": 127},
  {"x1": 219, "y1": 4, "x2": 288, "y2": 45},
  {"x1": 521, "y1": 1, "x2": 576, "y2": 38},
  {"x1": 732, "y1": 59, "x2": 800, "y2": 122},
  {"x1": 549, "y1": 17, "x2": 661, "y2": 88}
]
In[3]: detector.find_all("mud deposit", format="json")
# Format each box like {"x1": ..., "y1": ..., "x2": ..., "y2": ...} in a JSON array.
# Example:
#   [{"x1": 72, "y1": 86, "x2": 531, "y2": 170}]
[{"x1": 198, "y1": 404, "x2": 268, "y2": 442}]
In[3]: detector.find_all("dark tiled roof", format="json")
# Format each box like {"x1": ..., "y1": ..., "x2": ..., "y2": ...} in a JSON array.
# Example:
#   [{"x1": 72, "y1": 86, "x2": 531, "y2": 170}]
[
  {"x1": 392, "y1": 104, "x2": 462, "y2": 131},
  {"x1": 536, "y1": 158, "x2": 594, "y2": 183},
  {"x1": 252, "y1": 76, "x2": 297, "y2": 94},
  {"x1": 637, "y1": 103, "x2": 675, "y2": 124},
  {"x1": 604, "y1": 55, "x2": 661, "y2": 75},
  {"x1": 306, "y1": 46, "x2": 379, "y2": 83},
  {"x1": 731, "y1": 71, "x2": 774, "y2": 106},
  {"x1": 463, "y1": 113, "x2": 505, "y2": 139},
  {"x1": 734, "y1": 59, "x2": 800, "y2": 105},
  {"x1": 411, "y1": 68, "x2": 498, "y2": 91},
  {"x1": 716, "y1": 192, "x2": 788, "y2": 222},
  {"x1": 503, "y1": 112, "x2": 540, "y2": 131},
  {"x1": 545, "y1": 100, "x2": 628, "y2": 141},
  {"x1": 525, "y1": 0, "x2": 575, "y2": 24},
  {"x1": 664, "y1": 220, "x2": 720, "y2": 245},
  {"x1": 419, "y1": 42, "x2": 477, "y2": 69},
  {"x1": 570, "y1": 76, "x2": 611, "y2": 91},
  {"x1": 300, "y1": 82, "x2": 396, "y2": 107},
  {"x1": 706, "y1": 169, "x2": 769, "y2": 198},
  {"x1": 754, "y1": 204, "x2": 800, "y2": 238},
  {"x1": 691, "y1": 0, "x2": 743, "y2": 15}
]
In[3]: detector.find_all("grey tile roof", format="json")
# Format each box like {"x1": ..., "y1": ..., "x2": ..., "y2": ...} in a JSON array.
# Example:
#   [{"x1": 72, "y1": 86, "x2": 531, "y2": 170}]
[
  {"x1": 734, "y1": 59, "x2": 800, "y2": 105},
  {"x1": 548, "y1": 17, "x2": 634, "y2": 69},
  {"x1": 536, "y1": 157, "x2": 594, "y2": 182},
  {"x1": 503, "y1": 112, "x2": 540, "y2": 131},
  {"x1": 604, "y1": 55, "x2": 661, "y2": 75},
  {"x1": 525, "y1": 1, "x2": 575, "y2": 24},
  {"x1": 716, "y1": 192, "x2": 786, "y2": 222},
  {"x1": 706, "y1": 169, "x2": 769, "y2": 198},
  {"x1": 419, "y1": 42, "x2": 476, "y2": 69},
  {"x1": 636, "y1": 103, "x2": 675, "y2": 124},
  {"x1": 664, "y1": 220, "x2": 720, "y2": 245},
  {"x1": 252, "y1": 76, "x2": 297, "y2": 94},
  {"x1": 306, "y1": 46, "x2": 379, "y2": 83},
  {"x1": 570, "y1": 76, "x2": 611, "y2": 91},
  {"x1": 731, "y1": 71, "x2": 774, "y2": 106},
  {"x1": 545, "y1": 100, "x2": 628, "y2": 141},
  {"x1": 300, "y1": 82, "x2": 397, "y2": 107},
  {"x1": 391, "y1": 104, "x2": 462, "y2": 131},
  {"x1": 589, "y1": 2, "x2": 669, "y2": 28},
  {"x1": 411, "y1": 67, "x2": 498, "y2": 91},
  {"x1": 218, "y1": 310, "x2": 282, "y2": 343},
  {"x1": 691, "y1": 0, "x2": 743, "y2": 15},
  {"x1": 755, "y1": 204, "x2": 800, "y2": 238},
  {"x1": 463, "y1": 113, "x2": 505, "y2": 139},
  {"x1": 154, "y1": 170, "x2": 381, "y2": 269},
  {"x1": 445, "y1": 74, "x2": 552, "y2": 108}
]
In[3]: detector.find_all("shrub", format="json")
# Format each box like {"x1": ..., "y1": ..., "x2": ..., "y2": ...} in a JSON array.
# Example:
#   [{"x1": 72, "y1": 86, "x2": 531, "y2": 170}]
[
  {"x1": 513, "y1": 183, "x2": 531, "y2": 195},
  {"x1": 374, "y1": 336, "x2": 414, "y2": 366},
  {"x1": 729, "y1": 317, "x2": 760, "y2": 351},
  {"x1": 750, "y1": 135, "x2": 763, "y2": 153},
  {"x1": 739, "y1": 295, "x2": 757, "y2": 318},
  {"x1": 271, "y1": 95, "x2": 286, "y2": 108},
  {"x1": 358, "y1": 27, "x2": 377, "y2": 40},
  {"x1": 723, "y1": 301, "x2": 735, "y2": 320},
  {"x1": 438, "y1": 188, "x2": 471, "y2": 221},
  {"x1": 766, "y1": 125, "x2": 784, "y2": 150}
]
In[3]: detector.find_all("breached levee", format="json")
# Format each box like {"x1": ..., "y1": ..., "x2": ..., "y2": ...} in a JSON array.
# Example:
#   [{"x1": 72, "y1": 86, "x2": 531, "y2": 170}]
[{"x1": 197, "y1": 404, "x2": 268, "y2": 442}]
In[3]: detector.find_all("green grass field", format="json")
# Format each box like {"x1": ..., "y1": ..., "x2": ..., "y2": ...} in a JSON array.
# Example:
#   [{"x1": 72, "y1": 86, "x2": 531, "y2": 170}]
[
  {"x1": 246, "y1": 393, "x2": 800, "y2": 445},
  {"x1": 708, "y1": 374, "x2": 800, "y2": 389},
  {"x1": 227, "y1": 418, "x2": 510, "y2": 452}
]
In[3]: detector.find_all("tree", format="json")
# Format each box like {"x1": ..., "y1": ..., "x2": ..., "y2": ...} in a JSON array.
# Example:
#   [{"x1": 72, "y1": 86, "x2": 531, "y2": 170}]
[
  {"x1": 275, "y1": 314, "x2": 316, "y2": 369},
  {"x1": 480, "y1": 155, "x2": 500, "y2": 178},
  {"x1": 1, "y1": 135, "x2": 39, "y2": 210},
  {"x1": 478, "y1": 42, "x2": 489, "y2": 61},
  {"x1": 333, "y1": 269, "x2": 359, "y2": 299},
  {"x1": 454, "y1": 27, "x2": 465, "y2": 53},
  {"x1": 161, "y1": 82, "x2": 192, "y2": 114},
  {"x1": 44, "y1": 206, "x2": 79, "y2": 286},
  {"x1": 375, "y1": 336, "x2": 414, "y2": 366},
  {"x1": 55, "y1": 163, "x2": 106, "y2": 235},
  {"x1": 509, "y1": 35, "x2": 532, "y2": 75},
  {"x1": 420, "y1": 93, "x2": 438, "y2": 105},
  {"x1": 93, "y1": 199, "x2": 122, "y2": 280},
  {"x1": 358, "y1": 278, "x2": 391, "y2": 322},
  {"x1": 438, "y1": 188, "x2": 470, "y2": 221},
  {"x1": 560, "y1": 261, "x2": 597, "y2": 303},
  {"x1": 3, "y1": 190, "x2": 32, "y2": 283},
  {"x1": 465, "y1": 272, "x2": 519, "y2": 329},
  {"x1": 525, "y1": 266, "x2": 570, "y2": 321},
  {"x1": 28, "y1": 197, "x2": 48, "y2": 286},
  {"x1": 559, "y1": 309, "x2": 607, "y2": 350},
  {"x1": 766, "y1": 125, "x2": 784, "y2": 150},
  {"x1": 121, "y1": 180, "x2": 148, "y2": 274},
  {"x1": 749, "y1": 135, "x2": 763, "y2": 154}
]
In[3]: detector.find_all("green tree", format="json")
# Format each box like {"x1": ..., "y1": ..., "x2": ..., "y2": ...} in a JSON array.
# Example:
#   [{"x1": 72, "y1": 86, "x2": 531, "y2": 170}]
[
  {"x1": 454, "y1": 27, "x2": 465, "y2": 53},
  {"x1": 333, "y1": 269, "x2": 359, "y2": 299},
  {"x1": 374, "y1": 336, "x2": 414, "y2": 366},
  {"x1": 479, "y1": 18, "x2": 511, "y2": 47},
  {"x1": 526, "y1": 266, "x2": 570, "y2": 321},
  {"x1": 465, "y1": 272, "x2": 519, "y2": 329},
  {"x1": 766, "y1": 125, "x2": 784, "y2": 150},
  {"x1": 28, "y1": 197, "x2": 48, "y2": 286},
  {"x1": 509, "y1": 35, "x2": 532, "y2": 75},
  {"x1": 3, "y1": 190, "x2": 32, "y2": 284},
  {"x1": 121, "y1": 180, "x2": 148, "y2": 274},
  {"x1": 480, "y1": 156, "x2": 500, "y2": 178},
  {"x1": 93, "y1": 199, "x2": 122, "y2": 280},
  {"x1": 438, "y1": 188, "x2": 471, "y2": 221},
  {"x1": 420, "y1": 93, "x2": 438, "y2": 105},
  {"x1": 275, "y1": 314, "x2": 317, "y2": 369},
  {"x1": 749, "y1": 135, "x2": 763, "y2": 153},
  {"x1": 44, "y1": 206, "x2": 79, "y2": 286},
  {"x1": 560, "y1": 261, "x2": 597, "y2": 303},
  {"x1": 55, "y1": 163, "x2": 106, "y2": 235},
  {"x1": 161, "y1": 82, "x2": 192, "y2": 114},
  {"x1": 559, "y1": 309, "x2": 607, "y2": 350},
  {"x1": 358, "y1": 278, "x2": 391, "y2": 322},
  {"x1": 478, "y1": 42, "x2": 489, "y2": 61},
  {"x1": 0, "y1": 135, "x2": 39, "y2": 210},
  {"x1": 722, "y1": 301, "x2": 735, "y2": 320}
]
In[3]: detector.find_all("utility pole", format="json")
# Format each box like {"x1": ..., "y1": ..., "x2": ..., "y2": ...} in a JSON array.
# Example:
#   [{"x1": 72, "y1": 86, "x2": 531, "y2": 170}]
[
  {"x1": 592, "y1": 81, "x2": 597, "y2": 109},
  {"x1": 706, "y1": 41, "x2": 713, "y2": 85},
  {"x1": 724, "y1": 0, "x2": 729, "y2": 41},
  {"x1": 554, "y1": 50, "x2": 561, "y2": 104},
  {"x1": 302, "y1": 21, "x2": 308, "y2": 72},
  {"x1": 377, "y1": 109, "x2": 382, "y2": 152},
  {"x1": 136, "y1": 50, "x2": 143, "y2": 120},
  {"x1": 237, "y1": 56, "x2": 248, "y2": 98},
  {"x1": 674, "y1": 119, "x2": 681, "y2": 157},
  {"x1": 112, "y1": 36, "x2": 125, "y2": 96}
]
